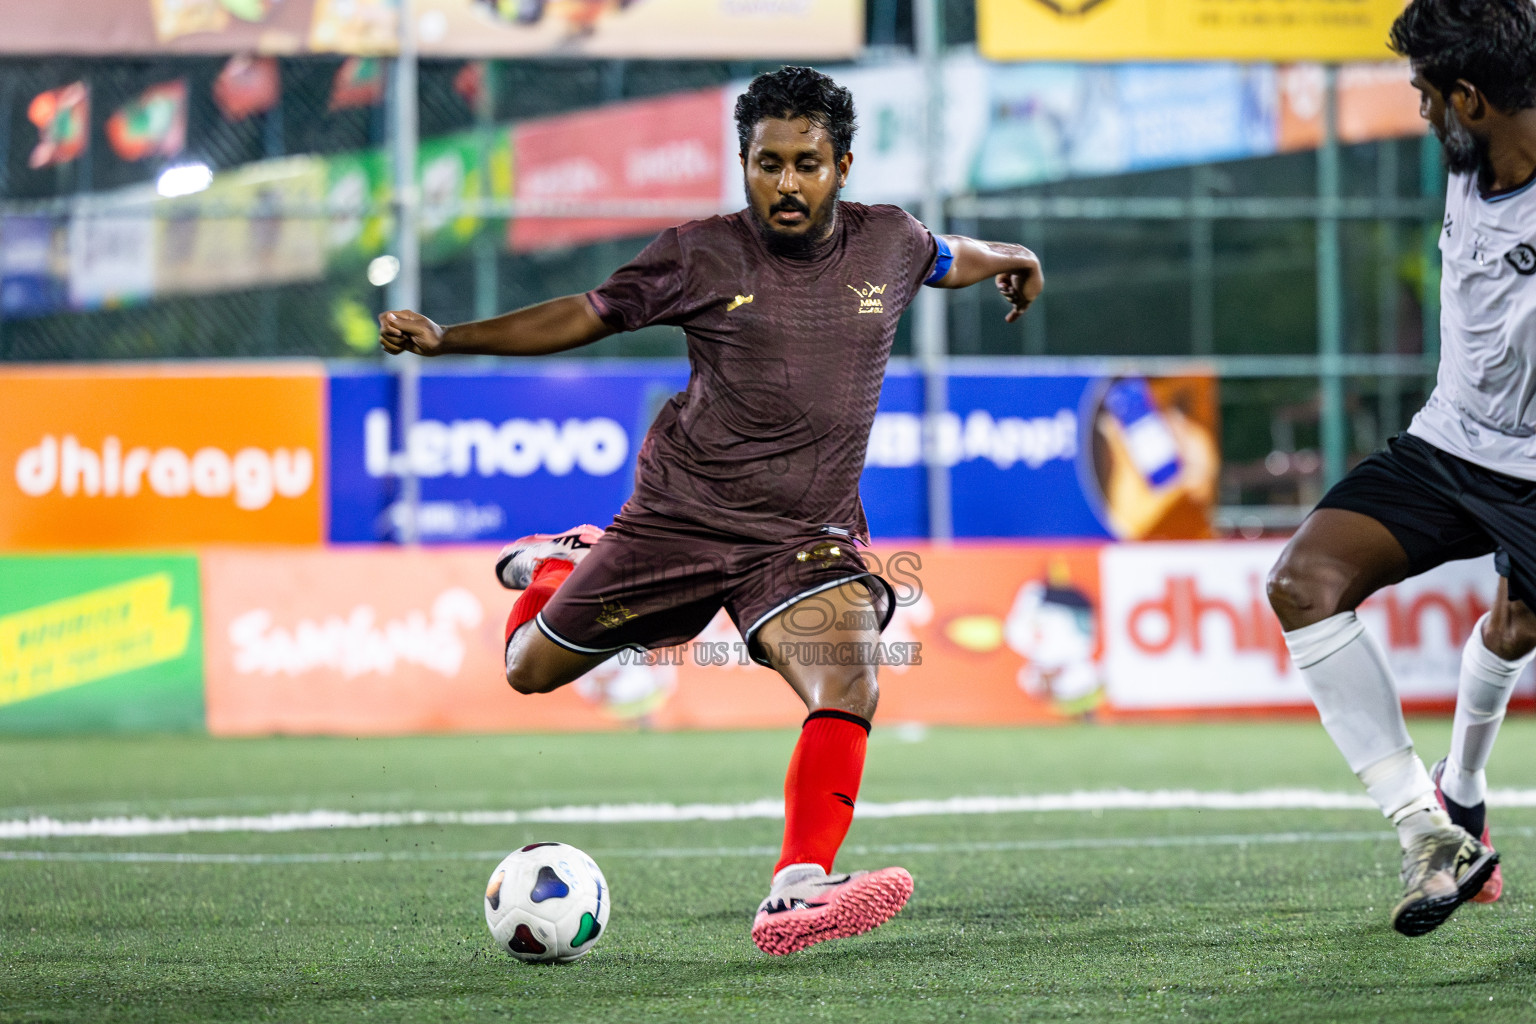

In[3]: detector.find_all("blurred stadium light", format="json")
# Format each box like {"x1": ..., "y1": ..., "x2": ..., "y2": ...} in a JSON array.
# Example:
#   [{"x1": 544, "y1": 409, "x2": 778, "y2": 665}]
[{"x1": 0, "y1": 0, "x2": 1441, "y2": 538}]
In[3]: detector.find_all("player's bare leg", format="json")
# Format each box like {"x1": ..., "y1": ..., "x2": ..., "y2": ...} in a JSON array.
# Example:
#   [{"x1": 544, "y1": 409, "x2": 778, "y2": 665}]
[
  {"x1": 1433, "y1": 576, "x2": 1536, "y2": 902},
  {"x1": 1267, "y1": 509, "x2": 1412, "y2": 630},
  {"x1": 749, "y1": 578, "x2": 913, "y2": 955},
  {"x1": 1269, "y1": 509, "x2": 1496, "y2": 935},
  {"x1": 503, "y1": 619, "x2": 611, "y2": 695}
]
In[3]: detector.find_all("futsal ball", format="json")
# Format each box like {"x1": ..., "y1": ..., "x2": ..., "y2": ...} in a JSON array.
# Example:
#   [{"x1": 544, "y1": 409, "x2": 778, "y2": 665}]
[{"x1": 484, "y1": 842, "x2": 610, "y2": 963}]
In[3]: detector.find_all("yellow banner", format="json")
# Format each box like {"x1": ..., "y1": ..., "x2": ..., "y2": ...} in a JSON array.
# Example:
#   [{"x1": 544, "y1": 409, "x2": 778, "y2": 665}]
[
  {"x1": 978, "y1": 0, "x2": 1402, "y2": 61},
  {"x1": 0, "y1": 573, "x2": 192, "y2": 706}
]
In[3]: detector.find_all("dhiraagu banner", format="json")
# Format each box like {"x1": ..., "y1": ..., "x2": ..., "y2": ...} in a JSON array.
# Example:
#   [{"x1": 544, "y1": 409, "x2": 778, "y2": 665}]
[{"x1": 0, "y1": 554, "x2": 204, "y2": 733}]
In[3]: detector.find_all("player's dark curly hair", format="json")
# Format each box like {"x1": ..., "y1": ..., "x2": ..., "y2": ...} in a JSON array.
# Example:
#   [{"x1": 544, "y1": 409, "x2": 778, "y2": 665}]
[
  {"x1": 734, "y1": 66, "x2": 857, "y2": 161},
  {"x1": 1389, "y1": 0, "x2": 1536, "y2": 111}
]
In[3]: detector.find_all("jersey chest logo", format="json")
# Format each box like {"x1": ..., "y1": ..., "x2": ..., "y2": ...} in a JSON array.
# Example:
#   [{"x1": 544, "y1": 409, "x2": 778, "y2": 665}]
[
  {"x1": 847, "y1": 281, "x2": 888, "y2": 315},
  {"x1": 1506, "y1": 243, "x2": 1536, "y2": 276}
]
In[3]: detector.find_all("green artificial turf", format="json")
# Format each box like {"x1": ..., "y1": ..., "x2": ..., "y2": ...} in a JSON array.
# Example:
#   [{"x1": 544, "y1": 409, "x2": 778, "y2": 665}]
[{"x1": 5, "y1": 720, "x2": 1536, "y2": 1023}]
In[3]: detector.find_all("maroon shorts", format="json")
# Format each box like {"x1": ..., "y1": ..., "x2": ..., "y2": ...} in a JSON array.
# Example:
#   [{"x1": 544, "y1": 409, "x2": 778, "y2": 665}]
[{"x1": 536, "y1": 509, "x2": 895, "y2": 667}]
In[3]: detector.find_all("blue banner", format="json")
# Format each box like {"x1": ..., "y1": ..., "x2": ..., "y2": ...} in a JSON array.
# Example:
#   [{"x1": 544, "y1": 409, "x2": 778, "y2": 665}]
[
  {"x1": 330, "y1": 365, "x2": 1214, "y2": 543},
  {"x1": 0, "y1": 216, "x2": 67, "y2": 319},
  {"x1": 863, "y1": 370, "x2": 1108, "y2": 539},
  {"x1": 329, "y1": 366, "x2": 687, "y2": 543}
]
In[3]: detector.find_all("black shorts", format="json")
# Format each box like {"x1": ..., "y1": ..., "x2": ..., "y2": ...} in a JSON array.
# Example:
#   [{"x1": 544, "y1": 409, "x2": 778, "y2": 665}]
[
  {"x1": 536, "y1": 508, "x2": 896, "y2": 667},
  {"x1": 1316, "y1": 433, "x2": 1536, "y2": 604}
]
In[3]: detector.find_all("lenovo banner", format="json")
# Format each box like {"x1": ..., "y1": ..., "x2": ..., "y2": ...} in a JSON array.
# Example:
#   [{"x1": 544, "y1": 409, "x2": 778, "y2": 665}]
[
  {"x1": 0, "y1": 365, "x2": 326, "y2": 548},
  {"x1": 333, "y1": 366, "x2": 1219, "y2": 544},
  {"x1": 328, "y1": 366, "x2": 688, "y2": 543}
]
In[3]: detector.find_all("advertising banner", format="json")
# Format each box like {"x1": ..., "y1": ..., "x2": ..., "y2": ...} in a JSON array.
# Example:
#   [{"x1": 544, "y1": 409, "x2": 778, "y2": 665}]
[
  {"x1": 3, "y1": 0, "x2": 859, "y2": 57},
  {"x1": 978, "y1": 0, "x2": 1404, "y2": 62},
  {"x1": 0, "y1": 216, "x2": 68, "y2": 319},
  {"x1": 0, "y1": 365, "x2": 326, "y2": 549},
  {"x1": 510, "y1": 89, "x2": 725, "y2": 253},
  {"x1": 1278, "y1": 63, "x2": 1425, "y2": 152},
  {"x1": 1101, "y1": 543, "x2": 1526, "y2": 711},
  {"x1": 970, "y1": 63, "x2": 1275, "y2": 192},
  {"x1": 419, "y1": 129, "x2": 513, "y2": 263},
  {"x1": 414, "y1": 0, "x2": 861, "y2": 59},
  {"x1": 69, "y1": 191, "x2": 158, "y2": 310},
  {"x1": 200, "y1": 542, "x2": 1108, "y2": 736},
  {"x1": 203, "y1": 547, "x2": 615, "y2": 735},
  {"x1": 335, "y1": 367, "x2": 1217, "y2": 544},
  {"x1": 328, "y1": 366, "x2": 688, "y2": 543},
  {"x1": 0, "y1": 554, "x2": 203, "y2": 734},
  {"x1": 155, "y1": 156, "x2": 327, "y2": 296},
  {"x1": 323, "y1": 147, "x2": 391, "y2": 266},
  {"x1": 2, "y1": 1, "x2": 329, "y2": 55},
  {"x1": 863, "y1": 370, "x2": 1219, "y2": 540},
  {"x1": 646, "y1": 542, "x2": 1109, "y2": 729}
]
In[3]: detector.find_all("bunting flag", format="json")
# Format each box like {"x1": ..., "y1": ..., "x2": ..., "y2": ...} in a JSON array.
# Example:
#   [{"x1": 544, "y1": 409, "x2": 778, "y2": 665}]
[
  {"x1": 27, "y1": 82, "x2": 89, "y2": 169},
  {"x1": 328, "y1": 57, "x2": 385, "y2": 111},
  {"x1": 214, "y1": 55, "x2": 281, "y2": 122},
  {"x1": 106, "y1": 79, "x2": 188, "y2": 162},
  {"x1": 453, "y1": 61, "x2": 486, "y2": 109}
]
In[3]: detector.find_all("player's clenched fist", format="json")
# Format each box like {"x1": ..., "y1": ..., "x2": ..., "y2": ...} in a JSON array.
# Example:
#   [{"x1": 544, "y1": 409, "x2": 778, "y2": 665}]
[{"x1": 378, "y1": 309, "x2": 447, "y2": 356}]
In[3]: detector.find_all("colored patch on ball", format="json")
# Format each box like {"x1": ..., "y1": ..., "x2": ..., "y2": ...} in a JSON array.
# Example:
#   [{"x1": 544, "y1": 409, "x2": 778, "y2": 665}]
[
  {"x1": 572, "y1": 912, "x2": 603, "y2": 947},
  {"x1": 508, "y1": 923, "x2": 547, "y2": 955},
  {"x1": 529, "y1": 865, "x2": 570, "y2": 903}
]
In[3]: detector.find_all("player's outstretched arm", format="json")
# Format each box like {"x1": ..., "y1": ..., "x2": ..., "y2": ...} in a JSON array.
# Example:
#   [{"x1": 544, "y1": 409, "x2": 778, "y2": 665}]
[
  {"x1": 377, "y1": 294, "x2": 616, "y2": 358},
  {"x1": 931, "y1": 235, "x2": 1043, "y2": 323}
]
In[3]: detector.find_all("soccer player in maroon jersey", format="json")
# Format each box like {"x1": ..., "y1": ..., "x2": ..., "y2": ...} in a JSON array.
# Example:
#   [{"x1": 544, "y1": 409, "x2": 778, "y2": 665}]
[{"x1": 379, "y1": 66, "x2": 1043, "y2": 955}]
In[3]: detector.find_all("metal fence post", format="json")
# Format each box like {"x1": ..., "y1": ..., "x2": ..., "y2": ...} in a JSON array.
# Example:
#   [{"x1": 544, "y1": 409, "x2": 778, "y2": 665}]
[
  {"x1": 473, "y1": 60, "x2": 500, "y2": 322},
  {"x1": 1317, "y1": 65, "x2": 1346, "y2": 488},
  {"x1": 388, "y1": 0, "x2": 422, "y2": 545},
  {"x1": 915, "y1": 0, "x2": 952, "y2": 542},
  {"x1": 1419, "y1": 132, "x2": 1442, "y2": 362}
]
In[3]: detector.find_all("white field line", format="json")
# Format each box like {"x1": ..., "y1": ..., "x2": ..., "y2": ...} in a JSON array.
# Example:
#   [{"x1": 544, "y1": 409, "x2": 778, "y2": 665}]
[
  {"x1": 9, "y1": 827, "x2": 1536, "y2": 866},
  {"x1": 7, "y1": 787, "x2": 1536, "y2": 840}
]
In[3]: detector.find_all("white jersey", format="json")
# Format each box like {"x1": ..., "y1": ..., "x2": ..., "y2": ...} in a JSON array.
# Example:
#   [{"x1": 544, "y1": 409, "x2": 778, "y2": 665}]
[{"x1": 1408, "y1": 170, "x2": 1536, "y2": 480}]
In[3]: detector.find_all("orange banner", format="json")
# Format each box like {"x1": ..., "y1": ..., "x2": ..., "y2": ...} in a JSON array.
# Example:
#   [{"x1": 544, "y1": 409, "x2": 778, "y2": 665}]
[
  {"x1": 1278, "y1": 63, "x2": 1426, "y2": 152},
  {"x1": 202, "y1": 547, "x2": 616, "y2": 735},
  {"x1": 201, "y1": 543, "x2": 1106, "y2": 736},
  {"x1": 0, "y1": 365, "x2": 325, "y2": 548}
]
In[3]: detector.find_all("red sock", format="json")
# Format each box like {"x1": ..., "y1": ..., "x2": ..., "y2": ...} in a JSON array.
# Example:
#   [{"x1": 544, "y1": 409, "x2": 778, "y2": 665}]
[
  {"x1": 774, "y1": 710, "x2": 870, "y2": 876},
  {"x1": 503, "y1": 559, "x2": 575, "y2": 645}
]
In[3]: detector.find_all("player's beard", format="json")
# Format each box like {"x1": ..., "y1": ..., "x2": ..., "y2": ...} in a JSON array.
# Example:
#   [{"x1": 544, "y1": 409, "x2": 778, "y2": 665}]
[
  {"x1": 750, "y1": 181, "x2": 841, "y2": 256},
  {"x1": 1436, "y1": 108, "x2": 1483, "y2": 176}
]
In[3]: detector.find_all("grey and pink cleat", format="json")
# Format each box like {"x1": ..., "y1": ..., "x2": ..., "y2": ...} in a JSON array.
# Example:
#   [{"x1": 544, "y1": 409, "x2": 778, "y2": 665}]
[
  {"x1": 1432, "y1": 756, "x2": 1502, "y2": 903},
  {"x1": 494, "y1": 524, "x2": 605, "y2": 590},
  {"x1": 751, "y1": 864, "x2": 914, "y2": 955}
]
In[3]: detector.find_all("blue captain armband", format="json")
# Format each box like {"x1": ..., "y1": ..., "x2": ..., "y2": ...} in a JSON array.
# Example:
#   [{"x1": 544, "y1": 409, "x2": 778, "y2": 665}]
[{"x1": 922, "y1": 235, "x2": 954, "y2": 286}]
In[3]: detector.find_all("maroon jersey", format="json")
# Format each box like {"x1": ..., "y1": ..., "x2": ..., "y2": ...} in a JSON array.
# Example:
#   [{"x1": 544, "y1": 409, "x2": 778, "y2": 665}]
[{"x1": 586, "y1": 202, "x2": 939, "y2": 543}]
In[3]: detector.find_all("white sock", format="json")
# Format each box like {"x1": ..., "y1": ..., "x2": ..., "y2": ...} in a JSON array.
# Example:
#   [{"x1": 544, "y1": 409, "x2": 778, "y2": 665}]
[
  {"x1": 1395, "y1": 807, "x2": 1453, "y2": 847},
  {"x1": 1359, "y1": 747, "x2": 1440, "y2": 826},
  {"x1": 1443, "y1": 613, "x2": 1535, "y2": 807},
  {"x1": 1285, "y1": 612, "x2": 1435, "y2": 822}
]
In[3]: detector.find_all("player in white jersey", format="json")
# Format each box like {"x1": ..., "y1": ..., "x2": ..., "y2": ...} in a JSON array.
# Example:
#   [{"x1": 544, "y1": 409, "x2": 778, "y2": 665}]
[{"x1": 1266, "y1": 0, "x2": 1536, "y2": 937}]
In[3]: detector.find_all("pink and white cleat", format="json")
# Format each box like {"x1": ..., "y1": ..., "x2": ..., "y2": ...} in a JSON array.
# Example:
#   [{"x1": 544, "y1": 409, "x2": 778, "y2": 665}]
[
  {"x1": 494, "y1": 524, "x2": 605, "y2": 590},
  {"x1": 751, "y1": 863, "x2": 913, "y2": 956}
]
